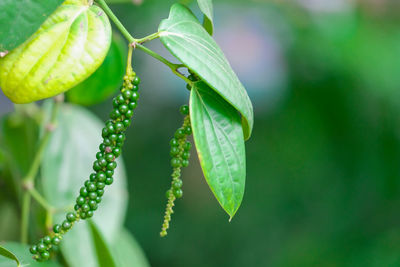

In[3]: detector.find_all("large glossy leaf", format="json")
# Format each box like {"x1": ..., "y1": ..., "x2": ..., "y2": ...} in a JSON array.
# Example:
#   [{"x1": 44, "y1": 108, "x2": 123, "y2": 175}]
[
  {"x1": 0, "y1": 242, "x2": 60, "y2": 267},
  {"x1": 67, "y1": 34, "x2": 127, "y2": 106},
  {"x1": 197, "y1": 0, "x2": 214, "y2": 35},
  {"x1": 190, "y1": 82, "x2": 246, "y2": 218},
  {"x1": 112, "y1": 229, "x2": 150, "y2": 267},
  {"x1": 158, "y1": 3, "x2": 253, "y2": 140},
  {"x1": 41, "y1": 102, "x2": 128, "y2": 267},
  {"x1": 89, "y1": 221, "x2": 117, "y2": 267},
  {"x1": 0, "y1": 0, "x2": 64, "y2": 52}
]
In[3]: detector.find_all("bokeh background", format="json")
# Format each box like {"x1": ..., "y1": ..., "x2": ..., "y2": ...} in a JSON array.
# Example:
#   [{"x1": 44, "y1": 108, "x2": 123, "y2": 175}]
[{"x1": 2, "y1": 0, "x2": 400, "y2": 266}]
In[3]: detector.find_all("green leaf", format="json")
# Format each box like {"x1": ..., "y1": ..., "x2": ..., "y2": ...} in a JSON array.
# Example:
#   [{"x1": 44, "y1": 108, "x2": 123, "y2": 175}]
[
  {"x1": 0, "y1": 242, "x2": 61, "y2": 267},
  {"x1": 0, "y1": 245, "x2": 20, "y2": 267},
  {"x1": 190, "y1": 82, "x2": 246, "y2": 218},
  {"x1": 67, "y1": 34, "x2": 127, "y2": 106},
  {"x1": 112, "y1": 229, "x2": 150, "y2": 267},
  {"x1": 0, "y1": 0, "x2": 64, "y2": 52},
  {"x1": 197, "y1": 0, "x2": 214, "y2": 35},
  {"x1": 158, "y1": 3, "x2": 253, "y2": 140},
  {"x1": 41, "y1": 102, "x2": 128, "y2": 267},
  {"x1": 89, "y1": 221, "x2": 117, "y2": 267}
]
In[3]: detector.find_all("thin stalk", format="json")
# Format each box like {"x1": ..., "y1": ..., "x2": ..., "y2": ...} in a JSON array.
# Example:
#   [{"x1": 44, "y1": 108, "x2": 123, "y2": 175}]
[
  {"x1": 136, "y1": 44, "x2": 192, "y2": 85},
  {"x1": 94, "y1": 0, "x2": 192, "y2": 85},
  {"x1": 20, "y1": 98, "x2": 61, "y2": 244},
  {"x1": 28, "y1": 187, "x2": 54, "y2": 212}
]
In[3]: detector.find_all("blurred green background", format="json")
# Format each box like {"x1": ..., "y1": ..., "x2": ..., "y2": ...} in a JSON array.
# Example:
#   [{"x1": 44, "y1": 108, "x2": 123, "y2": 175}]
[{"x1": 2, "y1": 0, "x2": 400, "y2": 266}]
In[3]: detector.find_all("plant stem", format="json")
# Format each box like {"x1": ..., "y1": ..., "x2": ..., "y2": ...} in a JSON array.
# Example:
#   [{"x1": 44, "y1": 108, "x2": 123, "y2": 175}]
[
  {"x1": 94, "y1": 0, "x2": 192, "y2": 85},
  {"x1": 28, "y1": 187, "x2": 54, "y2": 212},
  {"x1": 95, "y1": 0, "x2": 135, "y2": 43},
  {"x1": 20, "y1": 98, "x2": 61, "y2": 244},
  {"x1": 136, "y1": 44, "x2": 192, "y2": 85}
]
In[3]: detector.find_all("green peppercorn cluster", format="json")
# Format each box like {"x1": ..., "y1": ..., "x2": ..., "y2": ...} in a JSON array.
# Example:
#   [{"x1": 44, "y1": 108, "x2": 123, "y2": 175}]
[
  {"x1": 160, "y1": 105, "x2": 192, "y2": 237},
  {"x1": 30, "y1": 70, "x2": 140, "y2": 261}
]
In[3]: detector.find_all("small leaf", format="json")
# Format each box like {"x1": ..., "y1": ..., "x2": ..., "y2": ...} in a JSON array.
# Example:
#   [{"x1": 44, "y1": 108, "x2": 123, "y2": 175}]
[
  {"x1": 190, "y1": 82, "x2": 246, "y2": 218},
  {"x1": 0, "y1": 0, "x2": 64, "y2": 52},
  {"x1": 0, "y1": 242, "x2": 61, "y2": 267},
  {"x1": 41, "y1": 102, "x2": 128, "y2": 267},
  {"x1": 89, "y1": 221, "x2": 117, "y2": 267},
  {"x1": 197, "y1": 0, "x2": 214, "y2": 35},
  {"x1": 67, "y1": 34, "x2": 127, "y2": 106},
  {"x1": 0, "y1": 245, "x2": 20, "y2": 267},
  {"x1": 159, "y1": 3, "x2": 253, "y2": 140}
]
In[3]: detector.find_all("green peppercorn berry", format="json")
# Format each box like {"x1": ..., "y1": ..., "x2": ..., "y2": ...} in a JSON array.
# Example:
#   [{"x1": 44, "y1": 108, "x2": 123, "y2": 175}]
[
  {"x1": 96, "y1": 196, "x2": 102, "y2": 203},
  {"x1": 184, "y1": 141, "x2": 191, "y2": 151},
  {"x1": 117, "y1": 133, "x2": 125, "y2": 142},
  {"x1": 87, "y1": 211, "x2": 94, "y2": 218},
  {"x1": 52, "y1": 236, "x2": 61, "y2": 245},
  {"x1": 171, "y1": 158, "x2": 181, "y2": 168},
  {"x1": 105, "y1": 177, "x2": 114, "y2": 185},
  {"x1": 119, "y1": 104, "x2": 128, "y2": 114},
  {"x1": 172, "y1": 179, "x2": 183, "y2": 189},
  {"x1": 116, "y1": 141, "x2": 124, "y2": 147},
  {"x1": 105, "y1": 153, "x2": 114, "y2": 163},
  {"x1": 117, "y1": 95, "x2": 125, "y2": 104},
  {"x1": 96, "y1": 182, "x2": 105, "y2": 189},
  {"x1": 99, "y1": 144, "x2": 106, "y2": 152},
  {"x1": 37, "y1": 243, "x2": 46, "y2": 253},
  {"x1": 30, "y1": 245, "x2": 37, "y2": 254},
  {"x1": 110, "y1": 109, "x2": 122, "y2": 120},
  {"x1": 112, "y1": 98, "x2": 119, "y2": 108},
  {"x1": 180, "y1": 105, "x2": 189, "y2": 115},
  {"x1": 115, "y1": 122, "x2": 124, "y2": 132},
  {"x1": 185, "y1": 126, "x2": 192, "y2": 135},
  {"x1": 133, "y1": 76, "x2": 140, "y2": 85},
  {"x1": 170, "y1": 138, "x2": 179, "y2": 147},
  {"x1": 74, "y1": 204, "x2": 80, "y2": 211},
  {"x1": 107, "y1": 162, "x2": 117, "y2": 170},
  {"x1": 113, "y1": 147, "x2": 121, "y2": 157},
  {"x1": 82, "y1": 203, "x2": 90, "y2": 212},
  {"x1": 182, "y1": 159, "x2": 189, "y2": 167},
  {"x1": 93, "y1": 161, "x2": 102, "y2": 172},
  {"x1": 80, "y1": 211, "x2": 87, "y2": 219},
  {"x1": 109, "y1": 134, "x2": 117, "y2": 142},
  {"x1": 106, "y1": 123, "x2": 115, "y2": 134},
  {"x1": 170, "y1": 147, "x2": 180, "y2": 156},
  {"x1": 84, "y1": 180, "x2": 90, "y2": 187},
  {"x1": 89, "y1": 192, "x2": 97, "y2": 200},
  {"x1": 128, "y1": 102, "x2": 137, "y2": 110},
  {"x1": 53, "y1": 224, "x2": 62, "y2": 233},
  {"x1": 123, "y1": 119, "x2": 131, "y2": 128},
  {"x1": 66, "y1": 212, "x2": 76, "y2": 222},
  {"x1": 131, "y1": 92, "x2": 139, "y2": 101},
  {"x1": 182, "y1": 151, "x2": 190, "y2": 160},
  {"x1": 101, "y1": 128, "x2": 109, "y2": 138},
  {"x1": 90, "y1": 173, "x2": 97, "y2": 181},
  {"x1": 80, "y1": 187, "x2": 88, "y2": 197},
  {"x1": 62, "y1": 220, "x2": 71, "y2": 230},
  {"x1": 89, "y1": 201, "x2": 98, "y2": 210},
  {"x1": 87, "y1": 182, "x2": 96, "y2": 192},
  {"x1": 97, "y1": 189, "x2": 104, "y2": 196},
  {"x1": 125, "y1": 109, "x2": 133, "y2": 118},
  {"x1": 105, "y1": 170, "x2": 114, "y2": 177},
  {"x1": 122, "y1": 90, "x2": 133, "y2": 100},
  {"x1": 173, "y1": 188, "x2": 183, "y2": 198},
  {"x1": 76, "y1": 196, "x2": 85, "y2": 206},
  {"x1": 43, "y1": 236, "x2": 51, "y2": 244},
  {"x1": 99, "y1": 158, "x2": 108, "y2": 167},
  {"x1": 96, "y1": 172, "x2": 106, "y2": 182},
  {"x1": 41, "y1": 251, "x2": 50, "y2": 260},
  {"x1": 174, "y1": 128, "x2": 185, "y2": 139},
  {"x1": 103, "y1": 138, "x2": 112, "y2": 146}
]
